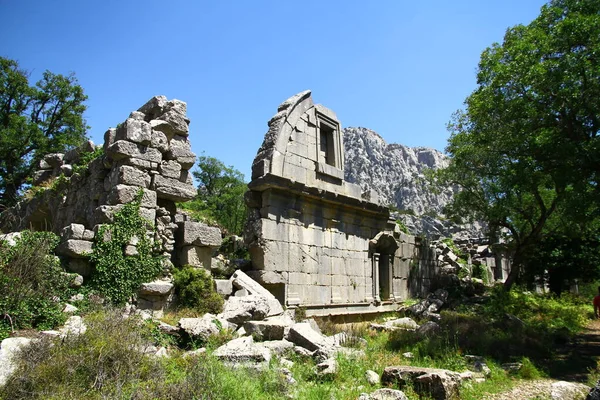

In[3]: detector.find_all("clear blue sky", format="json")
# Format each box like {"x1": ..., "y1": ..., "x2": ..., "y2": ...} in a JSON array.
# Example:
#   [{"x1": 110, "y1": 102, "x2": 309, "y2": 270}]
[{"x1": 2, "y1": 0, "x2": 547, "y2": 180}]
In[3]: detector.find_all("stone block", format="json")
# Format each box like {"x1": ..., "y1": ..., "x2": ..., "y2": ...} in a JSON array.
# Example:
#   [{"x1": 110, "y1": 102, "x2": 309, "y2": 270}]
[
  {"x1": 32, "y1": 169, "x2": 53, "y2": 185},
  {"x1": 178, "y1": 221, "x2": 222, "y2": 247},
  {"x1": 108, "y1": 185, "x2": 157, "y2": 208},
  {"x1": 179, "y1": 245, "x2": 212, "y2": 269},
  {"x1": 221, "y1": 294, "x2": 270, "y2": 324},
  {"x1": 111, "y1": 165, "x2": 151, "y2": 188},
  {"x1": 106, "y1": 140, "x2": 162, "y2": 163},
  {"x1": 67, "y1": 258, "x2": 92, "y2": 277},
  {"x1": 287, "y1": 322, "x2": 334, "y2": 352},
  {"x1": 231, "y1": 270, "x2": 284, "y2": 317},
  {"x1": 243, "y1": 318, "x2": 289, "y2": 341},
  {"x1": 57, "y1": 239, "x2": 93, "y2": 258},
  {"x1": 61, "y1": 223, "x2": 86, "y2": 240},
  {"x1": 158, "y1": 160, "x2": 182, "y2": 179},
  {"x1": 153, "y1": 175, "x2": 196, "y2": 202},
  {"x1": 213, "y1": 336, "x2": 271, "y2": 363},
  {"x1": 115, "y1": 118, "x2": 151, "y2": 145},
  {"x1": 139, "y1": 280, "x2": 174, "y2": 296},
  {"x1": 150, "y1": 129, "x2": 169, "y2": 153},
  {"x1": 214, "y1": 279, "x2": 233, "y2": 296},
  {"x1": 166, "y1": 135, "x2": 195, "y2": 169}
]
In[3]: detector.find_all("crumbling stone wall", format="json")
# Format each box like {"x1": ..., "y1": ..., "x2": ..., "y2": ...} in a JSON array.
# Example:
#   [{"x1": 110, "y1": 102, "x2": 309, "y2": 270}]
[{"x1": 0, "y1": 96, "x2": 222, "y2": 314}]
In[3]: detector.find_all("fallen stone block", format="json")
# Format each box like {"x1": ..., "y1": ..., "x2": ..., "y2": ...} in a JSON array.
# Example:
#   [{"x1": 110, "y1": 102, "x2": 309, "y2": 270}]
[
  {"x1": 287, "y1": 322, "x2": 335, "y2": 353},
  {"x1": 221, "y1": 295, "x2": 270, "y2": 324},
  {"x1": 60, "y1": 315, "x2": 87, "y2": 337},
  {"x1": 381, "y1": 366, "x2": 461, "y2": 400},
  {"x1": 358, "y1": 388, "x2": 409, "y2": 400},
  {"x1": 214, "y1": 279, "x2": 233, "y2": 296},
  {"x1": 231, "y1": 270, "x2": 284, "y2": 317},
  {"x1": 213, "y1": 336, "x2": 271, "y2": 364},
  {"x1": 179, "y1": 314, "x2": 229, "y2": 342},
  {"x1": 244, "y1": 317, "x2": 289, "y2": 341}
]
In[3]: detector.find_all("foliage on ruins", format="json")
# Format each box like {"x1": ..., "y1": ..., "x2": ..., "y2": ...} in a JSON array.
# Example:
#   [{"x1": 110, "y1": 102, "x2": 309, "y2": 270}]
[
  {"x1": 0, "y1": 231, "x2": 70, "y2": 340},
  {"x1": 181, "y1": 155, "x2": 247, "y2": 235},
  {"x1": 0, "y1": 57, "x2": 88, "y2": 209},
  {"x1": 435, "y1": 0, "x2": 600, "y2": 290},
  {"x1": 89, "y1": 191, "x2": 163, "y2": 305},
  {"x1": 173, "y1": 265, "x2": 223, "y2": 315}
]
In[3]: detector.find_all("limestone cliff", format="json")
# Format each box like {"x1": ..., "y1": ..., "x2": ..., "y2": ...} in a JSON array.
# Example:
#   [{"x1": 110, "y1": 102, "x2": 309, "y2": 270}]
[
  {"x1": 343, "y1": 127, "x2": 485, "y2": 240},
  {"x1": 343, "y1": 126, "x2": 454, "y2": 215}
]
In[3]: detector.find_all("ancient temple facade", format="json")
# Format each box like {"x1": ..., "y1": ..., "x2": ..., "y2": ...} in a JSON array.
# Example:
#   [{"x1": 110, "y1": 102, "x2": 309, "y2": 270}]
[{"x1": 244, "y1": 91, "x2": 423, "y2": 316}]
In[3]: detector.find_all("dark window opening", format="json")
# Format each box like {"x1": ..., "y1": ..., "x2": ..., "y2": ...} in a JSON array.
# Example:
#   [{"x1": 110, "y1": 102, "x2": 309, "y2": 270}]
[{"x1": 319, "y1": 123, "x2": 336, "y2": 166}]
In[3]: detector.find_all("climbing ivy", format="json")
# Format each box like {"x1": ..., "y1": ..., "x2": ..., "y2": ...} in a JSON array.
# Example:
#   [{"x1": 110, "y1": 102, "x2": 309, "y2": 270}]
[{"x1": 89, "y1": 191, "x2": 163, "y2": 305}]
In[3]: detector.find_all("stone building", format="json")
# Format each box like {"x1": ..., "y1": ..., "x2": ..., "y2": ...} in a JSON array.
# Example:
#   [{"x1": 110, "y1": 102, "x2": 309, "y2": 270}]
[{"x1": 245, "y1": 90, "x2": 433, "y2": 316}]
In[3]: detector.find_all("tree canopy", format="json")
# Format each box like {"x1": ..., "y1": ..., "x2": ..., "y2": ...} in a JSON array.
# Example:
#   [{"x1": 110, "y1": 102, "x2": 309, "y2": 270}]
[
  {"x1": 436, "y1": 0, "x2": 600, "y2": 290},
  {"x1": 0, "y1": 57, "x2": 88, "y2": 208},
  {"x1": 180, "y1": 155, "x2": 247, "y2": 235}
]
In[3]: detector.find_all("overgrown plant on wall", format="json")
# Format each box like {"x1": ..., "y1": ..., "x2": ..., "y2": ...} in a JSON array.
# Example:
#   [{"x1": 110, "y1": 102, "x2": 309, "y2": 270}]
[{"x1": 89, "y1": 191, "x2": 163, "y2": 305}]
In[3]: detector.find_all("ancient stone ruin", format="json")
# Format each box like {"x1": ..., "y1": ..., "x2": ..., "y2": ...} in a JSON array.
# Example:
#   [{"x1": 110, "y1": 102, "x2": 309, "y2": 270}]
[
  {"x1": 244, "y1": 90, "x2": 511, "y2": 317},
  {"x1": 0, "y1": 96, "x2": 222, "y2": 314}
]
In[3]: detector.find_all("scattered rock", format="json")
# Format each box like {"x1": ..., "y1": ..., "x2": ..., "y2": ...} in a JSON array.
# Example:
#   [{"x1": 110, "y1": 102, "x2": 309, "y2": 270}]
[
  {"x1": 416, "y1": 321, "x2": 441, "y2": 338},
  {"x1": 365, "y1": 369, "x2": 380, "y2": 385},
  {"x1": 179, "y1": 314, "x2": 229, "y2": 342},
  {"x1": 0, "y1": 337, "x2": 32, "y2": 386},
  {"x1": 60, "y1": 315, "x2": 87, "y2": 337},
  {"x1": 221, "y1": 295, "x2": 270, "y2": 324},
  {"x1": 550, "y1": 381, "x2": 589, "y2": 400},
  {"x1": 62, "y1": 303, "x2": 78, "y2": 313},
  {"x1": 358, "y1": 388, "x2": 409, "y2": 400},
  {"x1": 213, "y1": 336, "x2": 271, "y2": 364},
  {"x1": 316, "y1": 357, "x2": 337, "y2": 377},
  {"x1": 382, "y1": 365, "x2": 461, "y2": 400}
]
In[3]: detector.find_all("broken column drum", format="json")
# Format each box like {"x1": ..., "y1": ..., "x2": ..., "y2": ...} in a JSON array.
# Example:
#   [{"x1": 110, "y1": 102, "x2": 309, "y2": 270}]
[{"x1": 245, "y1": 91, "x2": 407, "y2": 316}]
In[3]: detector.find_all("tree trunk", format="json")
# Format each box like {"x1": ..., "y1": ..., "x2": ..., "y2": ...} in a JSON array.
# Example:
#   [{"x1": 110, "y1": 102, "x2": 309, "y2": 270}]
[{"x1": 503, "y1": 251, "x2": 522, "y2": 291}]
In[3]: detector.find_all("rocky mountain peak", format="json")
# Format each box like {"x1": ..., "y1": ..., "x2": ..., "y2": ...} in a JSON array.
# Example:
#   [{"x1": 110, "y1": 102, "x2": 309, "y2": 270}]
[{"x1": 343, "y1": 127, "x2": 453, "y2": 216}]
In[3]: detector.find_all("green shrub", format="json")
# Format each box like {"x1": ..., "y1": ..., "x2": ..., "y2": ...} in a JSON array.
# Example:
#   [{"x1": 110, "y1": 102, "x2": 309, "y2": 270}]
[
  {"x1": 0, "y1": 231, "x2": 70, "y2": 339},
  {"x1": 89, "y1": 191, "x2": 163, "y2": 305},
  {"x1": 173, "y1": 265, "x2": 223, "y2": 314}
]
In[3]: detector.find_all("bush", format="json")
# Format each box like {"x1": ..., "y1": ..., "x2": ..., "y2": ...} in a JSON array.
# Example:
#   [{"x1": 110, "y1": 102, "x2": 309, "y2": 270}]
[
  {"x1": 89, "y1": 191, "x2": 163, "y2": 305},
  {"x1": 173, "y1": 265, "x2": 223, "y2": 314},
  {"x1": 0, "y1": 231, "x2": 70, "y2": 340}
]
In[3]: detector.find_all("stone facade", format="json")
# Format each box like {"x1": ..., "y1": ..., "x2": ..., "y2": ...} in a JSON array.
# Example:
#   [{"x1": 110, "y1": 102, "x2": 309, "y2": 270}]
[{"x1": 246, "y1": 91, "x2": 403, "y2": 315}]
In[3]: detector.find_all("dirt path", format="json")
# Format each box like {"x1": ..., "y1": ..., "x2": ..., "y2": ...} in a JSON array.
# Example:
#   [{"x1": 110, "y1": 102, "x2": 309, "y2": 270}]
[
  {"x1": 549, "y1": 319, "x2": 600, "y2": 382},
  {"x1": 482, "y1": 320, "x2": 600, "y2": 399}
]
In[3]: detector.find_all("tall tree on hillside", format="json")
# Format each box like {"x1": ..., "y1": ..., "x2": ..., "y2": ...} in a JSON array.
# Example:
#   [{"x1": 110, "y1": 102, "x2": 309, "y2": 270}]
[
  {"x1": 0, "y1": 57, "x2": 88, "y2": 208},
  {"x1": 435, "y1": 0, "x2": 600, "y2": 290}
]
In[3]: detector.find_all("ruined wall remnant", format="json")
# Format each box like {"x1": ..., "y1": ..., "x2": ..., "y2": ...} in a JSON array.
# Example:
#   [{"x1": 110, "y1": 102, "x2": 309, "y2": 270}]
[{"x1": 0, "y1": 96, "x2": 222, "y2": 315}]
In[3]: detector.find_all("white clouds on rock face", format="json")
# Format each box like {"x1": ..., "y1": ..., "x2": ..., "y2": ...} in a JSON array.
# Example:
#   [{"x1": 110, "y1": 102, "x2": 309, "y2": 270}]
[{"x1": 343, "y1": 127, "x2": 453, "y2": 216}]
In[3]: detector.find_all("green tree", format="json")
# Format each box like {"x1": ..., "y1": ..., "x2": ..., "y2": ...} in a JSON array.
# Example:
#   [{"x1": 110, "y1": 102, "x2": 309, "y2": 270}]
[
  {"x1": 181, "y1": 155, "x2": 247, "y2": 235},
  {"x1": 436, "y1": 0, "x2": 600, "y2": 290},
  {"x1": 0, "y1": 57, "x2": 88, "y2": 208}
]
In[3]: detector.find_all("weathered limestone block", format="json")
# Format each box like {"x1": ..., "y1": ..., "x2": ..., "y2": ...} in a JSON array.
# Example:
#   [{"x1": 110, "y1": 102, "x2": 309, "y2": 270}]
[
  {"x1": 44, "y1": 153, "x2": 64, "y2": 168},
  {"x1": 106, "y1": 140, "x2": 162, "y2": 163},
  {"x1": 115, "y1": 118, "x2": 151, "y2": 145},
  {"x1": 110, "y1": 165, "x2": 151, "y2": 188},
  {"x1": 243, "y1": 317, "x2": 290, "y2": 341},
  {"x1": 150, "y1": 129, "x2": 169, "y2": 153},
  {"x1": 178, "y1": 221, "x2": 222, "y2": 247},
  {"x1": 61, "y1": 223, "x2": 86, "y2": 240},
  {"x1": 213, "y1": 336, "x2": 271, "y2": 363},
  {"x1": 179, "y1": 245, "x2": 213, "y2": 269},
  {"x1": 159, "y1": 160, "x2": 182, "y2": 179},
  {"x1": 214, "y1": 279, "x2": 233, "y2": 296},
  {"x1": 166, "y1": 135, "x2": 195, "y2": 169},
  {"x1": 231, "y1": 270, "x2": 284, "y2": 317},
  {"x1": 359, "y1": 389, "x2": 408, "y2": 400},
  {"x1": 153, "y1": 175, "x2": 196, "y2": 202},
  {"x1": 139, "y1": 280, "x2": 174, "y2": 296},
  {"x1": 382, "y1": 366, "x2": 461, "y2": 400},
  {"x1": 0, "y1": 337, "x2": 33, "y2": 386},
  {"x1": 221, "y1": 295, "x2": 270, "y2": 324},
  {"x1": 179, "y1": 314, "x2": 229, "y2": 342},
  {"x1": 57, "y1": 239, "x2": 93, "y2": 258},
  {"x1": 32, "y1": 169, "x2": 54, "y2": 185},
  {"x1": 287, "y1": 322, "x2": 335, "y2": 353},
  {"x1": 108, "y1": 185, "x2": 157, "y2": 208}
]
